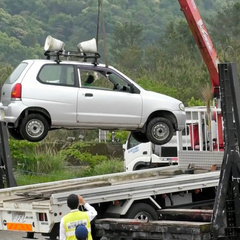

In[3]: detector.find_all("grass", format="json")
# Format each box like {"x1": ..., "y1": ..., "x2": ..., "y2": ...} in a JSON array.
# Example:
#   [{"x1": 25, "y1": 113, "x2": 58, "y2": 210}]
[{"x1": 15, "y1": 159, "x2": 124, "y2": 186}]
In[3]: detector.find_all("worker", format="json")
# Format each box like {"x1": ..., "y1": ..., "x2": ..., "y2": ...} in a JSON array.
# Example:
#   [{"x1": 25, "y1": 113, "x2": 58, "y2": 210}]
[
  {"x1": 59, "y1": 194, "x2": 97, "y2": 240},
  {"x1": 84, "y1": 75, "x2": 94, "y2": 86}
]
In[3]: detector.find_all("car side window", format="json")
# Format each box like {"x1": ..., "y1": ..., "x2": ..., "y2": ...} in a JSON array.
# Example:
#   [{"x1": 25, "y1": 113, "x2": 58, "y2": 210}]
[
  {"x1": 108, "y1": 73, "x2": 132, "y2": 92},
  {"x1": 38, "y1": 64, "x2": 75, "y2": 86},
  {"x1": 80, "y1": 69, "x2": 113, "y2": 90},
  {"x1": 79, "y1": 69, "x2": 134, "y2": 93}
]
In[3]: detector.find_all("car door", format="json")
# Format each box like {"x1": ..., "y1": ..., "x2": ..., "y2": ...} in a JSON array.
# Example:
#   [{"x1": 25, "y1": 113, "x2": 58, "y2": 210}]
[{"x1": 76, "y1": 66, "x2": 142, "y2": 128}]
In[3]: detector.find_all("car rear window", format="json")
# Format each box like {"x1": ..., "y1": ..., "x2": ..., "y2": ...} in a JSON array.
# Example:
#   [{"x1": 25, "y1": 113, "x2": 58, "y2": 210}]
[{"x1": 5, "y1": 62, "x2": 28, "y2": 84}]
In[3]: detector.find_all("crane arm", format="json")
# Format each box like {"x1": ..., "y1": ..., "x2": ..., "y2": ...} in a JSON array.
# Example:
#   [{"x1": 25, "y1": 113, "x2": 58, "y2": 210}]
[{"x1": 178, "y1": 0, "x2": 220, "y2": 97}]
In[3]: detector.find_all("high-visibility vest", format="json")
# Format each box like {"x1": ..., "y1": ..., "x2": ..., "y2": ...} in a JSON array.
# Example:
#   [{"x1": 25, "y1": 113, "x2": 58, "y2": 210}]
[{"x1": 63, "y1": 211, "x2": 92, "y2": 240}]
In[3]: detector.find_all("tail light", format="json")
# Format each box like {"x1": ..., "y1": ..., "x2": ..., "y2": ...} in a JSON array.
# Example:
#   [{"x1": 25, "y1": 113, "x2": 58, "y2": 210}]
[
  {"x1": 11, "y1": 83, "x2": 22, "y2": 99},
  {"x1": 195, "y1": 189, "x2": 201, "y2": 194}
]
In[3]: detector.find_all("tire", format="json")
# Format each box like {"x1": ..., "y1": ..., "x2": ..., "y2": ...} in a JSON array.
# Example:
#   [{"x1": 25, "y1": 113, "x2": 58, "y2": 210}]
[
  {"x1": 20, "y1": 114, "x2": 49, "y2": 142},
  {"x1": 125, "y1": 203, "x2": 158, "y2": 221},
  {"x1": 8, "y1": 127, "x2": 24, "y2": 140},
  {"x1": 131, "y1": 131, "x2": 149, "y2": 143},
  {"x1": 135, "y1": 166, "x2": 149, "y2": 171},
  {"x1": 146, "y1": 117, "x2": 174, "y2": 145}
]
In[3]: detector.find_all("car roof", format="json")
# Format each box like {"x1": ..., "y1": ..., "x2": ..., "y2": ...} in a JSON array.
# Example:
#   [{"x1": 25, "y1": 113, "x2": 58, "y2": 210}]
[{"x1": 22, "y1": 59, "x2": 107, "y2": 67}]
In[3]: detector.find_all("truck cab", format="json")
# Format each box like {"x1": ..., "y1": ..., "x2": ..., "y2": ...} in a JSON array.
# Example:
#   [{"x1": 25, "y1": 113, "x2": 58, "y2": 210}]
[{"x1": 123, "y1": 129, "x2": 190, "y2": 172}]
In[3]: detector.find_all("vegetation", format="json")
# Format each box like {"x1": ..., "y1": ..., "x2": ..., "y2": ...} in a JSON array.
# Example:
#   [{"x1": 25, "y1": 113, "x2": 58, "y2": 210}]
[{"x1": 10, "y1": 138, "x2": 124, "y2": 185}]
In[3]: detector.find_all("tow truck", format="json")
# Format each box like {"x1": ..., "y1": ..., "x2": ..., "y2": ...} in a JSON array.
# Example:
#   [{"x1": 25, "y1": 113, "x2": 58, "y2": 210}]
[{"x1": 0, "y1": 0, "x2": 239, "y2": 240}]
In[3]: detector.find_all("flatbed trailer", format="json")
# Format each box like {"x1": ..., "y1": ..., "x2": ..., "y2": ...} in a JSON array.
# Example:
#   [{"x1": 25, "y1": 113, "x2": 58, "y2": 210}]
[
  {"x1": 0, "y1": 154, "x2": 223, "y2": 239},
  {"x1": 95, "y1": 212, "x2": 213, "y2": 240}
]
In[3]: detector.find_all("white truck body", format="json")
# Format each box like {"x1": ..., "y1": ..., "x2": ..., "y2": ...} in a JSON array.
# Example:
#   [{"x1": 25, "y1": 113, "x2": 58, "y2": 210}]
[{"x1": 124, "y1": 106, "x2": 223, "y2": 171}]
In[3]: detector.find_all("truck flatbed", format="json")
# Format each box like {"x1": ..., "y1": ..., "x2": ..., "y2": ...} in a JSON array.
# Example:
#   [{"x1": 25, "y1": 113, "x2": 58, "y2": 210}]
[
  {"x1": 95, "y1": 217, "x2": 212, "y2": 240},
  {"x1": 0, "y1": 165, "x2": 220, "y2": 236}
]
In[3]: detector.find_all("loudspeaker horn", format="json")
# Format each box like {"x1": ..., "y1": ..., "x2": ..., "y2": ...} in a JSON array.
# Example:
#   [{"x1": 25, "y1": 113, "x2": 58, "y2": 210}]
[
  {"x1": 44, "y1": 35, "x2": 65, "y2": 51},
  {"x1": 77, "y1": 38, "x2": 97, "y2": 53}
]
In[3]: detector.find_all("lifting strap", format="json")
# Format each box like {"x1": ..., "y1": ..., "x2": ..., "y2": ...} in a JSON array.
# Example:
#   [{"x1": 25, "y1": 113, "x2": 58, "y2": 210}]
[{"x1": 97, "y1": 0, "x2": 108, "y2": 68}]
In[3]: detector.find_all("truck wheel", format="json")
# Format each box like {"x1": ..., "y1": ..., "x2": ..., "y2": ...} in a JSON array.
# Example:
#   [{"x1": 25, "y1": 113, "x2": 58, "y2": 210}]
[
  {"x1": 125, "y1": 203, "x2": 158, "y2": 221},
  {"x1": 146, "y1": 117, "x2": 174, "y2": 145},
  {"x1": 42, "y1": 223, "x2": 59, "y2": 240},
  {"x1": 8, "y1": 127, "x2": 24, "y2": 140},
  {"x1": 131, "y1": 131, "x2": 149, "y2": 143},
  {"x1": 20, "y1": 114, "x2": 49, "y2": 142}
]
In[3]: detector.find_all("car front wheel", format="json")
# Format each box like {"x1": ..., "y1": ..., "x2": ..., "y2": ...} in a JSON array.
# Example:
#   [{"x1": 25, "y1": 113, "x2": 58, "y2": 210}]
[
  {"x1": 20, "y1": 114, "x2": 49, "y2": 142},
  {"x1": 146, "y1": 117, "x2": 174, "y2": 145}
]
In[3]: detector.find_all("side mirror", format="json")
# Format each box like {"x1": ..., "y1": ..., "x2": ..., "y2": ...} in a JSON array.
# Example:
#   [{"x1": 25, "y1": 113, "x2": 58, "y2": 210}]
[{"x1": 128, "y1": 83, "x2": 139, "y2": 93}]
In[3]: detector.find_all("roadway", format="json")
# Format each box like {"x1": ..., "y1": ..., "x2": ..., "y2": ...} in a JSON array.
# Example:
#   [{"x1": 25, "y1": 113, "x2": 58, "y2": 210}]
[{"x1": 0, "y1": 231, "x2": 49, "y2": 240}]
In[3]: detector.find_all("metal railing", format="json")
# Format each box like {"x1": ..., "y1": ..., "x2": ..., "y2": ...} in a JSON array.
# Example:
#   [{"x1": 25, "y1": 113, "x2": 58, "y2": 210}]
[{"x1": 177, "y1": 106, "x2": 223, "y2": 152}]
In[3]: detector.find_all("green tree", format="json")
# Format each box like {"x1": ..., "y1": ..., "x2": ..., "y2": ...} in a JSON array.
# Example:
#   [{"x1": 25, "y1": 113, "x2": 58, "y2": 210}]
[
  {"x1": 111, "y1": 22, "x2": 143, "y2": 69},
  {"x1": 47, "y1": 13, "x2": 75, "y2": 41},
  {"x1": 208, "y1": 2, "x2": 240, "y2": 44}
]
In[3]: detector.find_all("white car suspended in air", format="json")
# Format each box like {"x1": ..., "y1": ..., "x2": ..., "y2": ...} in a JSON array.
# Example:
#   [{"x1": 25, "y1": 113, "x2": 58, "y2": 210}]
[{"x1": 0, "y1": 36, "x2": 186, "y2": 144}]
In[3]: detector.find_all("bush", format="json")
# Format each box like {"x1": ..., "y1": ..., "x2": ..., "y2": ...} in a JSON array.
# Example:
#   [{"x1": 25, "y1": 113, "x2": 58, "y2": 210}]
[
  {"x1": 9, "y1": 139, "x2": 124, "y2": 185},
  {"x1": 9, "y1": 139, "x2": 65, "y2": 174},
  {"x1": 107, "y1": 130, "x2": 129, "y2": 143},
  {"x1": 60, "y1": 141, "x2": 108, "y2": 167},
  {"x1": 80, "y1": 159, "x2": 124, "y2": 177}
]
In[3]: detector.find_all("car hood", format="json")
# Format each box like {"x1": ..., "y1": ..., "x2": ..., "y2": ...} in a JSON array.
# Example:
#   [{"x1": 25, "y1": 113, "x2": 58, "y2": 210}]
[{"x1": 146, "y1": 90, "x2": 183, "y2": 107}]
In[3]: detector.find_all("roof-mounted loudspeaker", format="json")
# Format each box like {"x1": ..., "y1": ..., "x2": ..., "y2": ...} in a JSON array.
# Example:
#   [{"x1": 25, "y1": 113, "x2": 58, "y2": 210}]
[
  {"x1": 77, "y1": 38, "x2": 97, "y2": 53},
  {"x1": 44, "y1": 35, "x2": 65, "y2": 52}
]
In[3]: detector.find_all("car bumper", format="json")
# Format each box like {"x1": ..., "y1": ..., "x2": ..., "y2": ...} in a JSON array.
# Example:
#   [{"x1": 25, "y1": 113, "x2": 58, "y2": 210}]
[
  {"x1": 0, "y1": 108, "x2": 5, "y2": 121},
  {"x1": 174, "y1": 110, "x2": 186, "y2": 131},
  {"x1": 0, "y1": 101, "x2": 26, "y2": 124}
]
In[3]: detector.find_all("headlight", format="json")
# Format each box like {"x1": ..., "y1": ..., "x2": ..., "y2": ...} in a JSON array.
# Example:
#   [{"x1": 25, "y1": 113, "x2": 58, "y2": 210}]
[{"x1": 179, "y1": 103, "x2": 185, "y2": 111}]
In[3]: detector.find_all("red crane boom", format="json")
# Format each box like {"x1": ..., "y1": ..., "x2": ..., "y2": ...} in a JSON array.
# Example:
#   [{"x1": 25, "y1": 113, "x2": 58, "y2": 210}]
[
  {"x1": 178, "y1": 0, "x2": 220, "y2": 97},
  {"x1": 178, "y1": 0, "x2": 223, "y2": 148}
]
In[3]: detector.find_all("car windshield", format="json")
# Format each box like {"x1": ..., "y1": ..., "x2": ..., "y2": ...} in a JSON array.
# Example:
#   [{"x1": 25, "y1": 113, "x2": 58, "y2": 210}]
[{"x1": 5, "y1": 62, "x2": 28, "y2": 84}]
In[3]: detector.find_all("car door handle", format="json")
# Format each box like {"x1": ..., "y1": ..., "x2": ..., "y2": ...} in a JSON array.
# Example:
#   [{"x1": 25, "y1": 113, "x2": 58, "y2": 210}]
[{"x1": 85, "y1": 93, "x2": 93, "y2": 97}]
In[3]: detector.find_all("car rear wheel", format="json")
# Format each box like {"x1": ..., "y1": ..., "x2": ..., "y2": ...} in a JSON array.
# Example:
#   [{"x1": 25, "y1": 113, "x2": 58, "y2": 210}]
[
  {"x1": 146, "y1": 117, "x2": 174, "y2": 145},
  {"x1": 20, "y1": 114, "x2": 49, "y2": 142},
  {"x1": 8, "y1": 127, "x2": 24, "y2": 140}
]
